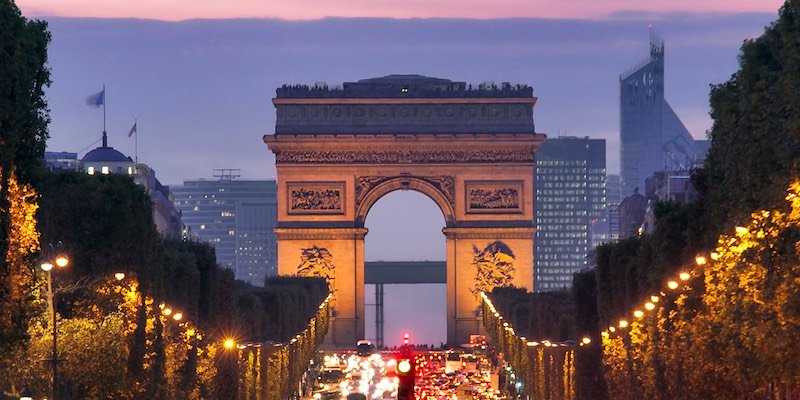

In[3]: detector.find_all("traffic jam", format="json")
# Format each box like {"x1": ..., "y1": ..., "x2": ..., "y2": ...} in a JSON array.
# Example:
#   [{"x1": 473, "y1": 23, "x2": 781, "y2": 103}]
[{"x1": 307, "y1": 335, "x2": 512, "y2": 400}]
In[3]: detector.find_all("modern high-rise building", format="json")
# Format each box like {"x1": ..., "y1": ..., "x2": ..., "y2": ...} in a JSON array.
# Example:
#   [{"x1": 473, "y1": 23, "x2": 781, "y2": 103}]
[
  {"x1": 620, "y1": 31, "x2": 701, "y2": 197},
  {"x1": 171, "y1": 170, "x2": 277, "y2": 284},
  {"x1": 534, "y1": 137, "x2": 606, "y2": 291},
  {"x1": 606, "y1": 174, "x2": 622, "y2": 241}
]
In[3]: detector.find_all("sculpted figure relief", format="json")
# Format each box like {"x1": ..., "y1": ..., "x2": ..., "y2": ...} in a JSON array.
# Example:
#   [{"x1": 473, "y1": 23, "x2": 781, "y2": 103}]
[
  {"x1": 296, "y1": 246, "x2": 337, "y2": 300},
  {"x1": 470, "y1": 241, "x2": 516, "y2": 297},
  {"x1": 288, "y1": 183, "x2": 345, "y2": 214},
  {"x1": 469, "y1": 187, "x2": 520, "y2": 209},
  {"x1": 274, "y1": 150, "x2": 534, "y2": 164}
]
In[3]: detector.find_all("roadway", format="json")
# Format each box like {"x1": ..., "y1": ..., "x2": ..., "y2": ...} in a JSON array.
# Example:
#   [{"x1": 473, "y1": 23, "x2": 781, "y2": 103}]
[{"x1": 303, "y1": 348, "x2": 507, "y2": 400}]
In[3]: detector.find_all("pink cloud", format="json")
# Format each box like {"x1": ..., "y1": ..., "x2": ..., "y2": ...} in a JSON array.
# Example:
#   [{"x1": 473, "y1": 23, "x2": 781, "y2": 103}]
[{"x1": 17, "y1": 0, "x2": 784, "y2": 21}]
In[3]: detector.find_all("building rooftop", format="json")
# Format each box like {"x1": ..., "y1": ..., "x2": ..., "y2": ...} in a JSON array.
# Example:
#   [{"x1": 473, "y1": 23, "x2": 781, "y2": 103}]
[
  {"x1": 82, "y1": 146, "x2": 131, "y2": 163},
  {"x1": 275, "y1": 74, "x2": 533, "y2": 99}
]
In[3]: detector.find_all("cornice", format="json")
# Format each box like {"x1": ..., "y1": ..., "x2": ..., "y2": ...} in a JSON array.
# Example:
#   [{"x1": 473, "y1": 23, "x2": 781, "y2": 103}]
[{"x1": 275, "y1": 227, "x2": 369, "y2": 240}]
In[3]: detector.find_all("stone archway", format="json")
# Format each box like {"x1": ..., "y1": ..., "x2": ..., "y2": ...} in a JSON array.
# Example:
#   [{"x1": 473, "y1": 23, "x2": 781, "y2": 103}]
[
  {"x1": 355, "y1": 175, "x2": 456, "y2": 226},
  {"x1": 266, "y1": 133, "x2": 544, "y2": 346},
  {"x1": 264, "y1": 74, "x2": 545, "y2": 346}
]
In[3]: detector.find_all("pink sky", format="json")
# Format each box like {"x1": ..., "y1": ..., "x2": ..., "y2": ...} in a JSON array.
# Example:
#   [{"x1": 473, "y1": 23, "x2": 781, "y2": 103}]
[{"x1": 17, "y1": 0, "x2": 784, "y2": 21}]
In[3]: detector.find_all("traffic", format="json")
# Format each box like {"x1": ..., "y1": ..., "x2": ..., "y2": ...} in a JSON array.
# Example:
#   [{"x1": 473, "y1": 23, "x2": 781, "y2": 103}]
[{"x1": 305, "y1": 335, "x2": 512, "y2": 400}]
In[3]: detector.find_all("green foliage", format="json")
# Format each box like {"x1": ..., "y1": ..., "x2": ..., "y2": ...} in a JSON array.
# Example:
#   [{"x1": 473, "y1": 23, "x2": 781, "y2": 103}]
[
  {"x1": 234, "y1": 276, "x2": 329, "y2": 342},
  {"x1": 700, "y1": 0, "x2": 800, "y2": 232},
  {"x1": 0, "y1": 0, "x2": 51, "y2": 184},
  {"x1": 490, "y1": 287, "x2": 577, "y2": 341},
  {"x1": 11, "y1": 314, "x2": 132, "y2": 399},
  {"x1": 0, "y1": 0, "x2": 50, "y2": 377},
  {"x1": 37, "y1": 171, "x2": 163, "y2": 292}
]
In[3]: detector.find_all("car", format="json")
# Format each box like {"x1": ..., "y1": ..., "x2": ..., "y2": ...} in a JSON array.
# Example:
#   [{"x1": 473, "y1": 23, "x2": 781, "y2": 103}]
[{"x1": 355, "y1": 340, "x2": 375, "y2": 357}]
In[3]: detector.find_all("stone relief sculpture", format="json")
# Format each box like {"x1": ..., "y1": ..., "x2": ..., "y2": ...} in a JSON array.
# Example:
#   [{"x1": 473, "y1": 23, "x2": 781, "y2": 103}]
[
  {"x1": 466, "y1": 181, "x2": 523, "y2": 213},
  {"x1": 355, "y1": 175, "x2": 455, "y2": 208},
  {"x1": 469, "y1": 187, "x2": 520, "y2": 209},
  {"x1": 296, "y1": 245, "x2": 336, "y2": 300},
  {"x1": 274, "y1": 150, "x2": 534, "y2": 164},
  {"x1": 287, "y1": 182, "x2": 344, "y2": 214},
  {"x1": 470, "y1": 241, "x2": 516, "y2": 297}
]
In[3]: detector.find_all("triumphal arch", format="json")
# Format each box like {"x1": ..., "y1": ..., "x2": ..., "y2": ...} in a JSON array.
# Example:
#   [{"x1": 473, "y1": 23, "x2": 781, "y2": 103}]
[{"x1": 264, "y1": 75, "x2": 545, "y2": 346}]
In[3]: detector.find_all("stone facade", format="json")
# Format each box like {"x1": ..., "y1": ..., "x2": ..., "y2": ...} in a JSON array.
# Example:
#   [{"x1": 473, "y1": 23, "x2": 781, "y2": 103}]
[{"x1": 265, "y1": 75, "x2": 545, "y2": 346}]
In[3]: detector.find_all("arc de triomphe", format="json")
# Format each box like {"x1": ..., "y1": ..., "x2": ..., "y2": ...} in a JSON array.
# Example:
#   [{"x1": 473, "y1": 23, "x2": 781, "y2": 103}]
[{"x1": 264, "y1": 75, "x2": 545, "y2": 346}]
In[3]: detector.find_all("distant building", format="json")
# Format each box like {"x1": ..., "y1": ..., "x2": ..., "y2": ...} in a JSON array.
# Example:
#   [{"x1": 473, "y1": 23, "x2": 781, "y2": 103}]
[
  {"x1": 618, "y1": 189, "x2": 647, "y2": 239},
  {"x1": 644, "y1": 170, "x2": 699, "y2": 203},
  {"x1": 77, "y1": 133, "x2": 182, "y2": 237},
  {"x1": 44, "y1": 152, "x2": 80, "y2": 171},
  {"x1": 171, "y1": 171, "x2": 277, "y2": 284},
  {"x1": 534, "y1": 136, "x2": 606, "y2": 291},
  {"x1": 606, "y1": 174, "x2": 622, "y2": 241},
  {"x1": 620, "y1": 31, "x2": 700, "y2": 198},
  {"x1": 134, "y1": 164, "x2": 183, "y2": 238}
]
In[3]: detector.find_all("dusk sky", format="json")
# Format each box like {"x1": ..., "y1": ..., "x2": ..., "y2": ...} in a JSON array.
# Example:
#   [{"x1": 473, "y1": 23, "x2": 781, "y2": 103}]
[
  {"x1": 20, "y1": 0, "x2": 784, "y2": 346},
  {"x1": 17, "y1": 0, "x2": 784, "y2": 20}
]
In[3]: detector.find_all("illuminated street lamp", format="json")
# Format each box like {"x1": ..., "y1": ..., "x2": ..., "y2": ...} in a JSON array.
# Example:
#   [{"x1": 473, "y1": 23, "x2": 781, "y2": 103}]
[
  {"x1": 679, "y1": 272, "x2": 691, "y2": 281},
  {"x1": 695, "y1": 255, "x2": 707, "y2": 266},
  {"x1": 667, "y1": 280, "x2": 679, "y2": 290},
  {"x1": 40, "y1": 243, "x2": 69, "y2": 400},
  {"x1": 114, "y1": 272, "x2": 126, "y2": 281},
  {"x1": 223, "y1": 338, "x2": 236, "y2": 349},
  {"x1": 172, "y1": 312, "x2": 183, "y2": 321}
]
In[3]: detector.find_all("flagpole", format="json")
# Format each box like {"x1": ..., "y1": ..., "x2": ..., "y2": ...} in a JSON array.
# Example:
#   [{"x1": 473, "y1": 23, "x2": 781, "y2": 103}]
[
  {"x1": 102, "y1": 84, "x2": 106, "y2": 137},
  {"x1": 135, "y1": 117, "x2": 138, "y2": 164}
]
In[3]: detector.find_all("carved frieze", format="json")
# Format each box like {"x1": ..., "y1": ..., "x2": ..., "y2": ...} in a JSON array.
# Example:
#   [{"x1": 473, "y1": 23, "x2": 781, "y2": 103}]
[
  {"x1": 465, "y1": 180, "x2": 524, "y2": 214},
  {"x1": 355, "y1": 175, "x2": 455, "y2": 208},
  {"x1": 287, "y1": 182, "x2": 345, "y2": 215},
  {"x1": 274, "y1": 149, "x2": 534, "y2": 164}
]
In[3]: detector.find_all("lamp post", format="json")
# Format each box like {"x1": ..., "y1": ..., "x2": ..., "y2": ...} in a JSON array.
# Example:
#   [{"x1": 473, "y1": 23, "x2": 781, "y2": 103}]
[{"x1": 40, "y1": 248, "x2": 69, "y2": 400}]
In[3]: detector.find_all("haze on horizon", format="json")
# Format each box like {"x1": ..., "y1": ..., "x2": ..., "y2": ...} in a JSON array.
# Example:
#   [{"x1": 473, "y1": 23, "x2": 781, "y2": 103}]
[{"x1": 17, "y1": 0, "x2": 784, "y2": 21}]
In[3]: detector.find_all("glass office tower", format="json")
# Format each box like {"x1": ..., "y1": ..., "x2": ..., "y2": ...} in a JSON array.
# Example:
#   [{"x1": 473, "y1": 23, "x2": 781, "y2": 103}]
[
  {"x1": 535, "y1": 137, "x2": 606, "y2": 291},
  {"x1": 620, "y1": 31, "x2": 697, "y2": 197},
  {"x1": 172, "y1": 174, "x2": 277, "y2": 284}
]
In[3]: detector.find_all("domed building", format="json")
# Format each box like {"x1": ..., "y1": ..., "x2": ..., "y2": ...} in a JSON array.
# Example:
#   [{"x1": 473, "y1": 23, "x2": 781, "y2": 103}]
[{"x1": 81, "y1": 133, "x2": 135, "y2": 176}]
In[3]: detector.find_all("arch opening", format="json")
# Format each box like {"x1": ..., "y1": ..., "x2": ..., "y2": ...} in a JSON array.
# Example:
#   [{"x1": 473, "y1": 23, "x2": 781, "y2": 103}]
[
  {"x1": 364, "y1": 190, "x2": 447, "y2": 348},
  {"x1": 356, "y1": 176, "x2": 455, "y2": 227}
]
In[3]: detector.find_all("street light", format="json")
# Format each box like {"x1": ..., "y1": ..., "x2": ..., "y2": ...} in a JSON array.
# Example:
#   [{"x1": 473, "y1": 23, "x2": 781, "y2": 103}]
[
  {"x1": 40, "y1": 244, "x2": 69, "y2": 400},
  {"x1": 114, "y1": 272, "x2": 126, "y2": 281}
]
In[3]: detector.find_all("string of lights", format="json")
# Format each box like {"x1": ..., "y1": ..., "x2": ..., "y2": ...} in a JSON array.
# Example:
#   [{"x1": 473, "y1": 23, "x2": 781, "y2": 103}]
[{"x1": 601, "y1": 225, "x2": 750, "y2": 339}]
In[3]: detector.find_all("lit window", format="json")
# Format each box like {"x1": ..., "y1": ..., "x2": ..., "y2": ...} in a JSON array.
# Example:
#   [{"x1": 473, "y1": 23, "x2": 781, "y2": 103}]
[
  {"x1": 221, "y1": 211, "x2": 233, "y2": 217},
  {"x1": 229, "y1": 230, "x2": 235, "y2": 235},
  {"x1": 193, "y1": 206, "x2": 199, "y2": 211},
  {"x1": 128, "y1": 166, "x2": 133, "y2": 174},
  {"x1": 101, "y1": 166, "x2": 109, "y2": 174},
  {"x1": 200, "y1": 224, "x2": 206, "y2": 230},
  {"x1": 87, "y1": 166, "x2": 95, "y2": 175}
]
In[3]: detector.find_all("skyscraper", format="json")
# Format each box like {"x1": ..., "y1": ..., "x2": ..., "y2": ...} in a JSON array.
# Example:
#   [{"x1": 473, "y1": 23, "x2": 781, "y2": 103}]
[
  {"x1": 535, "y1": 137, "x2": 606, "y2": 291},
  {"x1": 171, "y1": 170, "x2": 278, "y2": 284},
  {"x1": 620, "y1": 31, "x2": 698, "y2": 197}
]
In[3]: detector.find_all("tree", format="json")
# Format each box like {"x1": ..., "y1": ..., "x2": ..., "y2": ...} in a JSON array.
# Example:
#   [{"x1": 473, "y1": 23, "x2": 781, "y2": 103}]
[
  {"x1": 700, "y1": 0, "x2": 800, "y2": 233},
  {"x1": 0, "y1": 0, "x2": 50, "y2": 377}
]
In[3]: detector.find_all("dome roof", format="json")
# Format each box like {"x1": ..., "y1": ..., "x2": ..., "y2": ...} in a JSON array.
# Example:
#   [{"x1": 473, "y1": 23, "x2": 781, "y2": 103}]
[{"x1": 82, "y1": 146, "x2": 131, "y2": 163}]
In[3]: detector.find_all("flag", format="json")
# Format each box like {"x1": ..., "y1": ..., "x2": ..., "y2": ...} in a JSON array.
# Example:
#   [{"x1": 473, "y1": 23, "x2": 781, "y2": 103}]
[
  {"x1": 128, "y1": 120, "x2": 137, "y2": 137},
  {"x1": 86, "y1": 89, "x2": 104, "y2": 107}
]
